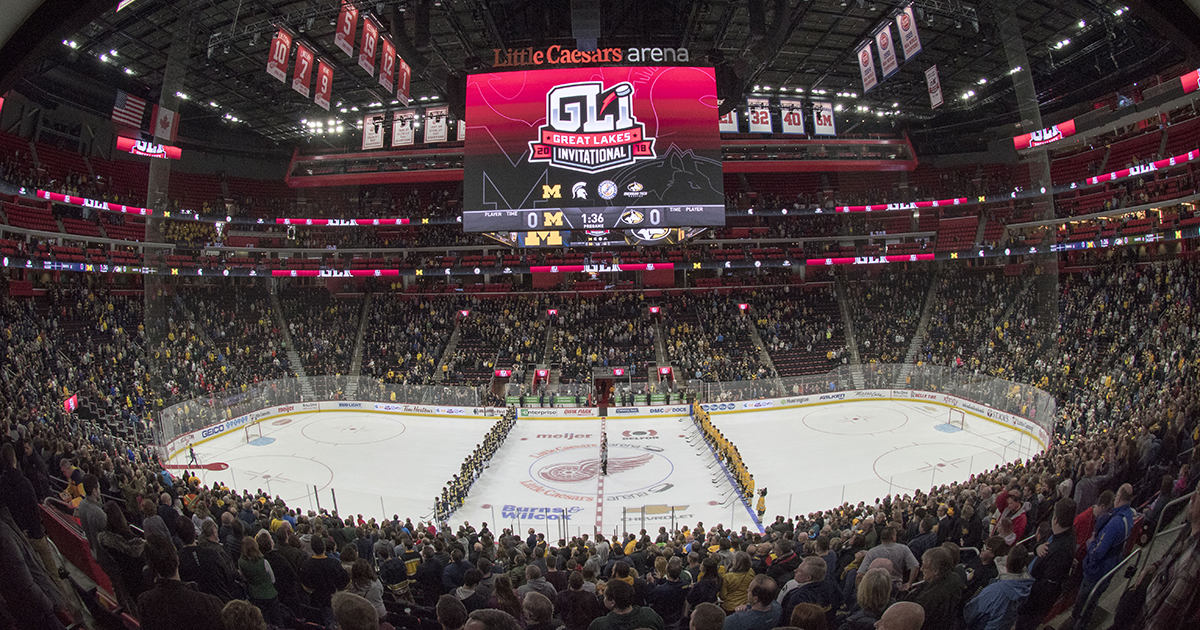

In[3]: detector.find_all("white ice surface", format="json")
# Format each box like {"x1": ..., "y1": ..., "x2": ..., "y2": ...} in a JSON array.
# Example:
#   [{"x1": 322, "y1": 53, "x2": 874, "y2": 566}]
[{"x1": 169, "y1": 401, "x2": 1039, "y2": 535}]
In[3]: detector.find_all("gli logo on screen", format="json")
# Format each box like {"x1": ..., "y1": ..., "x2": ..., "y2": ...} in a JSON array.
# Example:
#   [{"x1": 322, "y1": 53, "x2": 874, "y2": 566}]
[{"x1": 528, "y1": 81, "x2": 657, "y2": 173}]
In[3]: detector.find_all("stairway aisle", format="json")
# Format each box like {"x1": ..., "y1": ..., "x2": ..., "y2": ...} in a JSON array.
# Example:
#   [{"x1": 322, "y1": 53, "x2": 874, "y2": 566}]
[
  {"x1": 344, "y1": 292, "x2": 373, "y2": 398},
  {"x1": 270, "y1": 285, "x2": 314, "y2": 399},
  {"x1": 834, "y1": 272, "x2": 864, "y2": 389},
  {"x1": 893, "y1": 268, "x2": 941, "y2": 388}
]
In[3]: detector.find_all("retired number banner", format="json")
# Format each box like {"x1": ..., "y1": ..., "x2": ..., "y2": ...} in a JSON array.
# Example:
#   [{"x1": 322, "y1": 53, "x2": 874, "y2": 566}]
[
  {"x1": 379, "y1": 37, "x2": 396, "y2": 93},
  {"x1": 812, "y1": 101, "x2": 836, "y2": 136},
  {"x1": 292, "y1": 42, "x2": 315, "y2": 97},
  {"x1": 358, "y1": 17, "x2": 379, "y2": 76},
  {"x1": 266, "y1": 27, "x2": 292, "y2": 83},
  {"x1": 747, "y1": 98, "x2": 772, "y2": 133},
  {"x1": 779, "y1": 99, "x2": 805, "y2": 134},
  {"x1": 314, "y1": 59, "x2": 333, "y2": 111},
  {"x1": 718, "y1": 110, "x2": 738, "y2": 133},
  {"x1": 334, "y1": 1, "x2": 358, "y2": 58},
  {"x1": 396, "y1": 57, "x2": 412, "y2": 105}
]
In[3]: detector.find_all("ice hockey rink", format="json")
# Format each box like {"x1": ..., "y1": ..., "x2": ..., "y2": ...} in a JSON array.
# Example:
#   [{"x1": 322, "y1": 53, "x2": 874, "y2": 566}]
[{"x1": 169, "y1": 399, "x2": 1043, "y2": 536}]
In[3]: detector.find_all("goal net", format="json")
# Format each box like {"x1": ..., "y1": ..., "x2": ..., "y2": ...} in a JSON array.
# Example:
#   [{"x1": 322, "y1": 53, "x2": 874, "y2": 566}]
[
  {"x1": 947, "y1": 408, "x2": 966, "y2": 430},
  {"x1": 244, "y1": 423, "x2": 263, "y2": 443}
]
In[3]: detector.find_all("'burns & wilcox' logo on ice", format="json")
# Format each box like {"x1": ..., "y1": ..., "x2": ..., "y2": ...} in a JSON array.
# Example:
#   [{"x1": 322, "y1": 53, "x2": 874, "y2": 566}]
[{"x1": 529, "y1": 81, "x2": 656, "y2": 173}]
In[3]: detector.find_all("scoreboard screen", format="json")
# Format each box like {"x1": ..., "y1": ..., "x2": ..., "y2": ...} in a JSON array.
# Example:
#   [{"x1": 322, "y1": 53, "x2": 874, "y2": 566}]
[{"x1": 462, "y1": 66, "x2": 725, "y2": 232}]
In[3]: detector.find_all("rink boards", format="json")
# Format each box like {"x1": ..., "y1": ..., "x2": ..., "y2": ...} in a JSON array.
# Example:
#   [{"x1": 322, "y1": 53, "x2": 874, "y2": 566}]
[{"x1": 166, "y1": 393, "x2": 1045, "y2": 536}]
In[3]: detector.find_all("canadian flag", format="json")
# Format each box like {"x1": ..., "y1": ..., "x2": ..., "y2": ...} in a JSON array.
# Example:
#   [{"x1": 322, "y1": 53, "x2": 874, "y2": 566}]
[{"x1": 153, "y1": 104, "x2": 178, "y2": 142}]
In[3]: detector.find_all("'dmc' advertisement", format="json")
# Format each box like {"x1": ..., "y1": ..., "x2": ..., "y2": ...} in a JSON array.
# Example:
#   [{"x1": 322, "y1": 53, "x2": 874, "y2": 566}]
[{"x1": 463, "y1": 67, "x2": 725, "y2": 233}]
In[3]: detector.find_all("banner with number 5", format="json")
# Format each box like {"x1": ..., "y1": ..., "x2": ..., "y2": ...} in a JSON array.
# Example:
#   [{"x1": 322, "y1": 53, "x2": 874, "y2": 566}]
[
  {"x1": 314, "y1": 59, "x2": 334, "y2": 111},
  {"x1": 292, "y1": 42, "x2": 314, "y2": 97},
  {"x1": 334, "y1": 1, "x2": 357, "y2": 58},
  {"x1": 266, "y1": 27, "x2": 292, "y2": 83},
  {"x1": 747, "y1": 98, "x2": 772, "y2": 133}
]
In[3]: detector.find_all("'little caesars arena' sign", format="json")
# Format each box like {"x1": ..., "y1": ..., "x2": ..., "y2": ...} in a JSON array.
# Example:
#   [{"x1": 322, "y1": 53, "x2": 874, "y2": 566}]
[{"x1": 491, "y1": 45, "x2": 690, "y2": 68}]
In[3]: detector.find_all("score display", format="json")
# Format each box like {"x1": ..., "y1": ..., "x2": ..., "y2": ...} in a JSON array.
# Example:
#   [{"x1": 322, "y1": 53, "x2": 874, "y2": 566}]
[{"x1": 462, "y1": 67, "x2": 725, "y2": 232}]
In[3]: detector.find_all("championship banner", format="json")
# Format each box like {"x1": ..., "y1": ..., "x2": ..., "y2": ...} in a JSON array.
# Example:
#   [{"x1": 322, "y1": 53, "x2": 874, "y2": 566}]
[
  {"x1": 424, "y1": 106, "x2": 449, "y2": 143},
  {"x1": 266, "y1": 27, "x2": 293, "y2": 83},
  {"x1": 457, "y1": 120, "x2": 466, "y2": 141},
  {"x1": 334, "y1": 0, "x2": 358, "y2": 58},
  {"x1": 358, "y1": 16, "x2": 379, "y2": 76},
  {"x1": 896, "y1": 4, "x2": 923, "y2": 61},
  {"x1": 857, "y1": 43, "x2": 878, "y2": 92},
  {"x1": 747, "y1": 98, "x2": 772, "y2": 133},
  {"x1": 812, "y1": 101, "x2": 836, "y2": 136},
  {"x1": 292, "y1": 42, "x2": 315, "y2": 97},
  {"x1": 397, "y1": 57, "x2": 412, "y2": 105},
  {"x1": 779, "y1": 99, "x2": 805, "y2": 134},
  {"x1": 875, "y1": 25, "x2": 899, "y2": 78},
  {"x1": 391, "y1": 110, "x2": 415, "y2": 146},
  {"x1": 362, "y1": 114, "x2": 385, "y2": 150},
  {"x1": 378, "y1": 37, "x2": 396, "y2": 93},
  {"x1": 314, "y1": 59, "x2": 333, "y2": 111},
  {"x1": 1013, "y1": 119, "x2": 1077, "y2": 150},
  {"x1": 925, "y1": 65, "x2": 943, "y2": 109},
  {"x1": 152, "y1": 104, "x2": 178, "y2": 142},
  {"x1": 718, "y1": 110, "x2": 738, "y2": 133}
]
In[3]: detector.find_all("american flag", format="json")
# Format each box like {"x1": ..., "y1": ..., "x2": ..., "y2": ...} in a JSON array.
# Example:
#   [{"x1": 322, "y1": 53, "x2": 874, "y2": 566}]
[{"x1": 111, "y1": 90, "x2": 147, "y2": 129}]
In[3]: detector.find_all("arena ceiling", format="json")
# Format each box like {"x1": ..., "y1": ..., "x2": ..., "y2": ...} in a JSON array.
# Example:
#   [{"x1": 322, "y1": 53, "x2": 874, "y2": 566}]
[{"x1": 1, "y1": 0, "x2": 1199, "y2": 147}]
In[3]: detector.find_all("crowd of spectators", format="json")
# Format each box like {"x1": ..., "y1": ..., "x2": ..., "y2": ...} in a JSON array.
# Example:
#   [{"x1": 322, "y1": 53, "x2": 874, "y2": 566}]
[
  {"x1": 361, "y1": 296, "x2": 458, "y2": 385},
  {"x1": 919, "y1": 272, "x2": 1026, "y2": 370},
  {"x1": 278, "y1": 287, "x2": 363, "y2": 376},
  {"x1": 445, "y1": 297, "x2": 551, "y2": 387},
  {"x1": 664, "y1": 296, "x2": 773, "y2": 382},
  {"x1": 751, "y1": 286, "x2": 849, "y2": 375},
  {"x1": 844, "y1": 270, "x2": 930, "y2": 364},
  {"x1": 0, "y1": 250, "x2": 1199, "y2": 630},
  {"x1": 550, "y1": 296, "x2": 656, "y2": 384}
]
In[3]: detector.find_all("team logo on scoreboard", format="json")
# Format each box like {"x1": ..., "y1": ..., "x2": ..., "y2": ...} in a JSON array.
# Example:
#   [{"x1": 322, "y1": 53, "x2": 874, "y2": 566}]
[
  {"x1": 598, "y1": 180, "x2": 618, "y2": 200},
  {"x1": 571, "y1": 182, "x2": 588, "y2": 199},
  {"x1": 528, "y1": 81, "x2": 657, "y2": 173},
  {"x1": 619, "y1": 208, "x2": 645, "y2": 225}
]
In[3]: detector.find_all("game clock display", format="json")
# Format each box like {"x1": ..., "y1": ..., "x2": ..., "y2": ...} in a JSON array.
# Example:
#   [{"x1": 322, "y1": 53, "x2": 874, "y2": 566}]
[
  {"x1": 477, "y1": 204, "x2": 721, "y2": 232},
  {"x1": 462, "y1": 66, "x2": 725, "y2": 232}
]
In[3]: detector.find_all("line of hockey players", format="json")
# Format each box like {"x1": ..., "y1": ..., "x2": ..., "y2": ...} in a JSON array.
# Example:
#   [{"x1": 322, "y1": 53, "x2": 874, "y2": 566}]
[
  {"x1": 435, "y1": 407, "x2": 518, "y2": 521},
  {"x1": 691, "y1": 402, "x2": 755, "y2": 502}
]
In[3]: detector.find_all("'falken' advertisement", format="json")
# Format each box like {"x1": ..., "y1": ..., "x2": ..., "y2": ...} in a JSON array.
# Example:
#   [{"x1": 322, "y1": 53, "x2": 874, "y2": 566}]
[{"x1": 462, "y1": 67, "x2": 725, "y2": 232}]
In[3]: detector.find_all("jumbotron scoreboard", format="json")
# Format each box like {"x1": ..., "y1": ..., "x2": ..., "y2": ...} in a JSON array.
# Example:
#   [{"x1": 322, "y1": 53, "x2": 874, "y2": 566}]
[{"x1": 461, "y1": 66, "x2": 725, "y2": 235}]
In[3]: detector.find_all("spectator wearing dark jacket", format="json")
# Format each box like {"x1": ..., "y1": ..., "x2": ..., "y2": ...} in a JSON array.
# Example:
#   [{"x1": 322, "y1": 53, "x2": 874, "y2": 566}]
[
  {"x1": 556, "y1": 571, "x2": 606, "y2": 630},
  {"x1": 137, "y1": 533, "x2": 226, "y2": 630},
  {"x1": 1014, "y1": 499, "x2": 1076, "y2": 630},
  {"x1": 905, "y1": 547, "x2": 964, "y2": 630},
  {"x1": 645, "y1": 560, "x2": 688, "y2": 630}
]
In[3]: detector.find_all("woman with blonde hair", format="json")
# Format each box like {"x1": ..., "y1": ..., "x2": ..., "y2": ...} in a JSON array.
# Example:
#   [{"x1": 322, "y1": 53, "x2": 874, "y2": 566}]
[{"x1": 837, "y1": 568, "x2": 892, "y2": 629}]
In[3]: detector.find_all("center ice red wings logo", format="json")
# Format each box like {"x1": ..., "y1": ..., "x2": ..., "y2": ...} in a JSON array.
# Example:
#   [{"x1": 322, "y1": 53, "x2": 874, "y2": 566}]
[
  {"x1": 538, "y1": 453, "x2": 653, "y2": 482},
  {"x1": 529, "y1": 81, "x2": 656, "y2": 173}
]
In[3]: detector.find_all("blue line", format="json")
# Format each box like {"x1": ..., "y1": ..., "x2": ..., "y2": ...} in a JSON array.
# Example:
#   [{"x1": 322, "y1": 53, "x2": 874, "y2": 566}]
[{"x1": 691, "y1": 411, "x2": 764, "y2": 533}]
